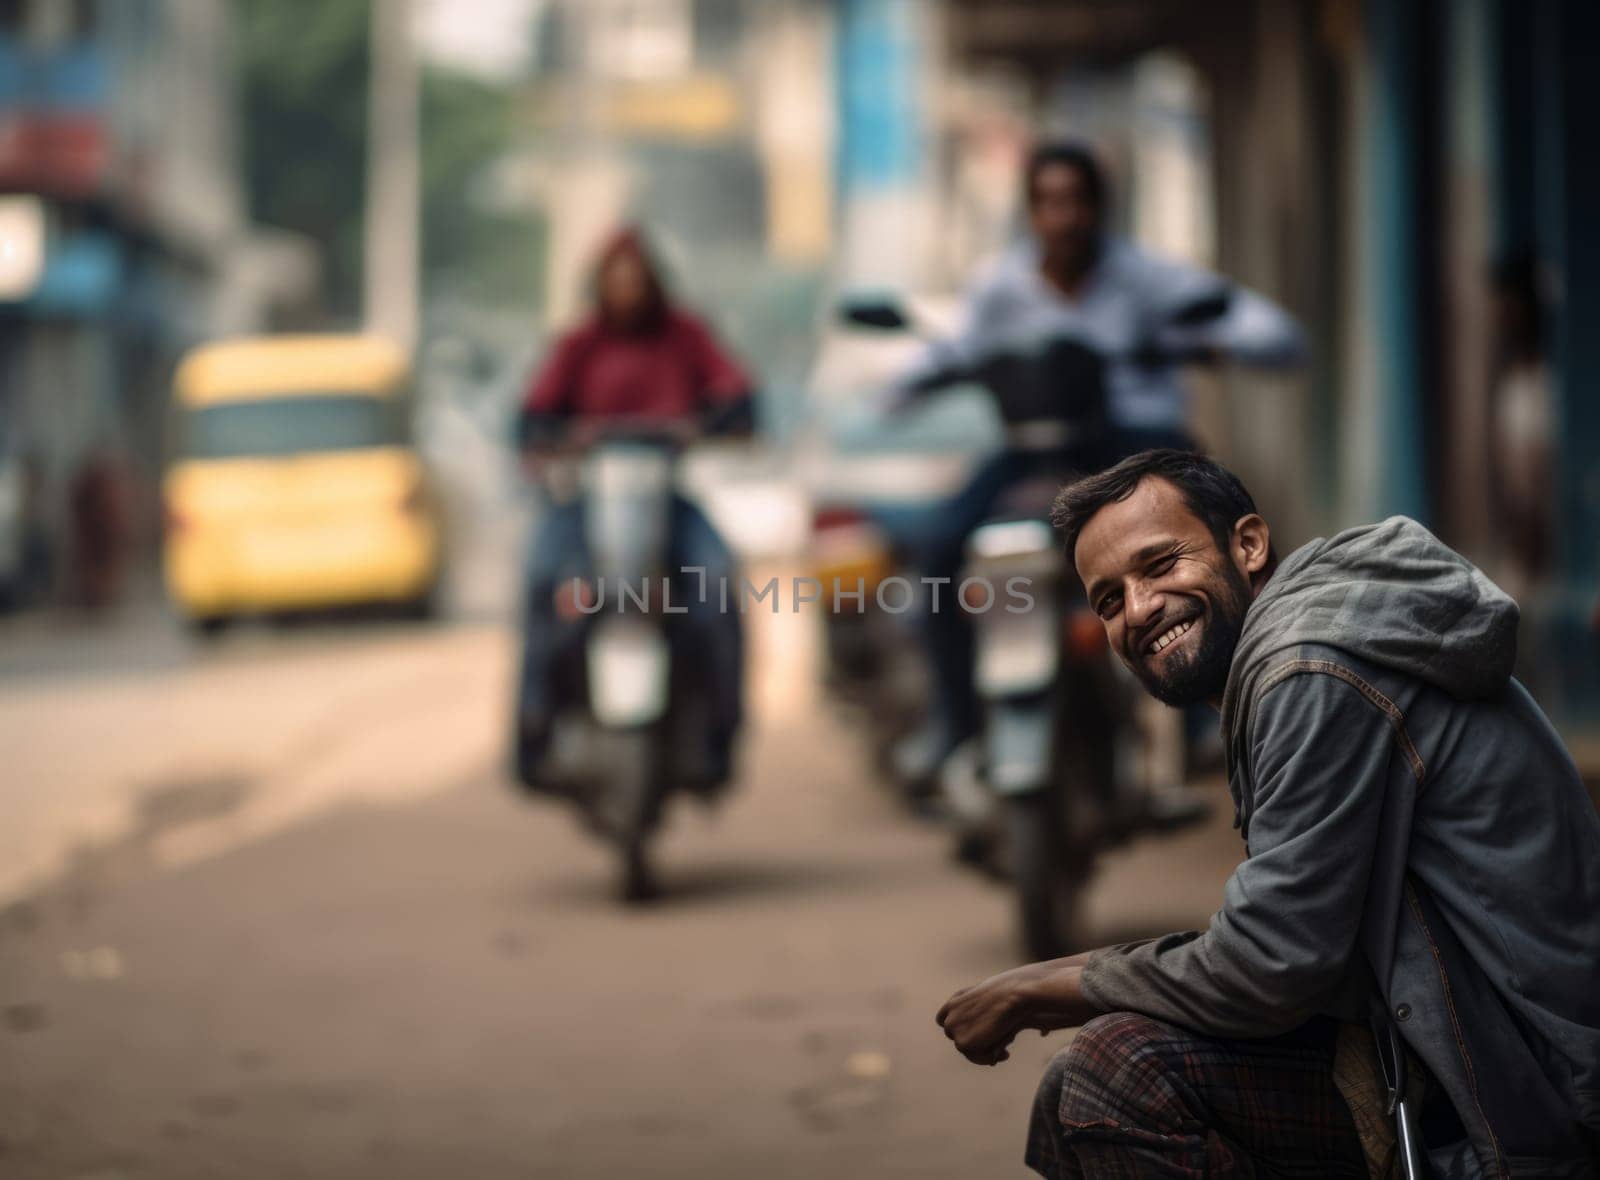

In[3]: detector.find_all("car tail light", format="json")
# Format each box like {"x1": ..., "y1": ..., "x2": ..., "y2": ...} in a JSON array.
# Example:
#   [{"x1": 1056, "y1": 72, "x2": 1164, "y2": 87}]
[
  {"x1": 812, "y1": 506, "x2": 867, "y2": 534},
  {"x1": 810, "y1": 505, "x2": 889, "y2": 590},
  {"x1": 1064, "y1": 608, "x2": 1108, "y2": 663}
]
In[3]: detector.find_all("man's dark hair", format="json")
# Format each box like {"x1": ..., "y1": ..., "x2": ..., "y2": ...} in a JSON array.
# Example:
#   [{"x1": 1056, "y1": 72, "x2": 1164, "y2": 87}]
[
  {"x1": 1052, "y1": 449, "x2": 1266, "y2": 564},
  {"x1": 1024, "y1": 141, "x2": 1107, "y2": 210}
]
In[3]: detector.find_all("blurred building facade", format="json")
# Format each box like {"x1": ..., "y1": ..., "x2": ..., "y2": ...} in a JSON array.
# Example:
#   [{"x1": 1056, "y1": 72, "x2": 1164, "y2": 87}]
[
  {"x1": 511, "y1": 0, "x2": 838, "y2": 431},
  {"x1": 2, "y1": 0, "x2": 1591, "y2": 719},
  {"x1": 0, "y1": 0, "x2": 308, "y2": 604}
]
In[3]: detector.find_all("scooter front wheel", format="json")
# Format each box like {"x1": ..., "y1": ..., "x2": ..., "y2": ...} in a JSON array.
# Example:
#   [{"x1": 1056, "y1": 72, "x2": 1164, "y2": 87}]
[
  {"x1": 606, "y1": 727, "x2": 664, "y2": 903},
  {"x1": 1007, "y1": 791, "x2": 1086, "y2": 961}
]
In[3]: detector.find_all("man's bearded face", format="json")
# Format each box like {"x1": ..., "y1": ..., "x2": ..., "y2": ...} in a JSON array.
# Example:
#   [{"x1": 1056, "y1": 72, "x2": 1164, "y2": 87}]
[{"x1": 1075, "y1": 478, "x2": 1254, "y2": 708}]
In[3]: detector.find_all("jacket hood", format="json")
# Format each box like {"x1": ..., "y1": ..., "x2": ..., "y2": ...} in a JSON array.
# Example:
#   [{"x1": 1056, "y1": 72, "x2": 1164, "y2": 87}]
[
  {"x1": 1220, "y1": 517, "x2": 1518, "y2": 812},
  {"x1": 588, "y1": 225, "x2": 670, "y2": 332}
]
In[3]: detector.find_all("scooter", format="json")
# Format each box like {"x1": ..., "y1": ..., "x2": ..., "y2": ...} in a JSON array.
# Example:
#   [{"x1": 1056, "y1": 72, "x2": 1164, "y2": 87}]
[
  {"x1": 842, "y1": 296, "x2": 1222, "y2": 958},
  {"x1": 940, "y1": 339, "x2": 1140, "y2": 960},
  {"x1": 949, "y1": 460, "x2": 1144, "y2": 960},
  {"x1": 513, "y1": 423, "x2": 726, "y2": 902}
]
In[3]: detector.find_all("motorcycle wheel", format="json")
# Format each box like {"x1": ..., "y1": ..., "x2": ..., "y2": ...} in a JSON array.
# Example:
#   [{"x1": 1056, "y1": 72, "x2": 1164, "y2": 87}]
[
  {"x1": 606, "y1": 727, "x2": 663, "y2": 904},
  {"x1": 1007, "y1": 791, "x2": 1085, "y2": 961}
]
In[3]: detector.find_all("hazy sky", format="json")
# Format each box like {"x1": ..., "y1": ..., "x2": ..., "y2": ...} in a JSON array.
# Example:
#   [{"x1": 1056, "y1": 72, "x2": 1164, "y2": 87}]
[{"x1": 414, "y1": 0, "x2": 543, "y2": 79}]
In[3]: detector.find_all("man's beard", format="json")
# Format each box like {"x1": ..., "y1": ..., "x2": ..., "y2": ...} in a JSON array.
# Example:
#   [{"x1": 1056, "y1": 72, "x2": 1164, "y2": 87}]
[{"x1": 1130, "y1": 567, "x2": 1251, "y2": 707}]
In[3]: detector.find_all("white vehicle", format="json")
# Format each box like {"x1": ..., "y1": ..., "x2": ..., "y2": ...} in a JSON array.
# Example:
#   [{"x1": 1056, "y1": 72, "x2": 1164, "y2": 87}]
[{"x1": 796, "y1": 297, "x2": 1002, "y2": 777}]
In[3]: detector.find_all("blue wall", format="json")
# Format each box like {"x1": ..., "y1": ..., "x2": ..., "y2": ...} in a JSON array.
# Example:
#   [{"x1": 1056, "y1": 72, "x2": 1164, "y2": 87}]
[{"x1": 834, "y1": 0, "x2": 924, "y2": 200}]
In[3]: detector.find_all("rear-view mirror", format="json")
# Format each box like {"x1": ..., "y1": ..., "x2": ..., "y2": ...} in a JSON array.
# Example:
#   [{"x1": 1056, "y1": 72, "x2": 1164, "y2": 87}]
[
  {"x1": 1167, "y1": 288, "x2": 1233, "y2": 327},
  {"x1": 838, "y1": 297, "x2": 910, "y2": 332}
]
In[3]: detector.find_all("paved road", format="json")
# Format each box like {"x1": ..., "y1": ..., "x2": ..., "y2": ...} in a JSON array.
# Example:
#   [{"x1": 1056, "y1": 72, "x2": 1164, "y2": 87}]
[{"x1": 0, "y1": 595, "x2": 1243, "y2": 1179}]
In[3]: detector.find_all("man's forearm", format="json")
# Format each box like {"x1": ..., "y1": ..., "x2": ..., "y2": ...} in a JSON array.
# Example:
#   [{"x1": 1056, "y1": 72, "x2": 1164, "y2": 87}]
[
  {"x1": 1015, "y1": 959, "x2": 1101, "y2": 1033},
  {"x1": 1027, "y1": 949, "x2": 1098, "y2": 975}
]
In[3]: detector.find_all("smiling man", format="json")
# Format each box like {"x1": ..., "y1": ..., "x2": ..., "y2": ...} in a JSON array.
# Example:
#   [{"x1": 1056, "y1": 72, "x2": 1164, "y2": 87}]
[{"x1": 935, "y1": 450, "x2": 1600, "y2": 1177}]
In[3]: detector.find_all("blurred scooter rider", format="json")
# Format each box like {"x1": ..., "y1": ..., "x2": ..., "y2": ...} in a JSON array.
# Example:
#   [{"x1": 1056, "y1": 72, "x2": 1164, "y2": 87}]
[
  {"x1": 516, "y1": 227, "x2": 755, "y2": 786},
  {"x1": 888, "y1": 142, "x2": 1306, "y2": 785}
]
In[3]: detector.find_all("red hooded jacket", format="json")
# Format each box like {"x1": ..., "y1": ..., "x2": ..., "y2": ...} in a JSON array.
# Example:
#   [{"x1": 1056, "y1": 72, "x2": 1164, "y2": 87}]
[{"x1": 521, "y1": 230, "x2": 752, "y2": 432}]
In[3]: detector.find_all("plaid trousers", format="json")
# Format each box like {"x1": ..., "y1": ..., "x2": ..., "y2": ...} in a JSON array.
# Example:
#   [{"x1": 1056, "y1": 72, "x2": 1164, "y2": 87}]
[{"x1": 1026, "y1": 1011, "x2": 1371, "y2": 1179}]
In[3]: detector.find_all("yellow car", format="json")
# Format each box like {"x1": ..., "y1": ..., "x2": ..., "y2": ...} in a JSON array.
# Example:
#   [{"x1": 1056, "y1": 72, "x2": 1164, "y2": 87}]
[{"x1": 163, "y1": 335, "x2": 444, "y2": 632}]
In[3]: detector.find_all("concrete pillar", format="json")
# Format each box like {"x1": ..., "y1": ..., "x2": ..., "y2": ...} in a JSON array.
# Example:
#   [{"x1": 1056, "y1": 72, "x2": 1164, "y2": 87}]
[
  {"x1": 1362, "y1": 0, "x2": 1432, "y2": 524},
  {"x1": 833, "y1": 0, "x2": 935, "y2": 289},
  {"x1": 1541, "y1": 0, "x2": 1600, "y2": 715},
  {"x1": 755, "y1": 3, "x2": 834, "y2": 267},
  {"x1": 364, "y1": 0, "x2": 420, "y2": 352}
]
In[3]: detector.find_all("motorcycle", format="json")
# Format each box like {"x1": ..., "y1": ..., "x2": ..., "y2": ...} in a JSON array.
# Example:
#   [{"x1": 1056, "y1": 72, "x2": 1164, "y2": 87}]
[
  {"x1": 841, "y1": 295, "x2": 1223, "y2": 959},
  {"x1": 948, "y1": 454, "x2": 1143, "y2": 960},
  {"x1": 513, "y1": 421, "x2": 729, "y2": 902}
]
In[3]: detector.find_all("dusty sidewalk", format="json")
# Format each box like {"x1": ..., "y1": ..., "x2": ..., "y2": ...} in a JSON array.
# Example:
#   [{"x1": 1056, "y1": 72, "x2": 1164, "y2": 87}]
[{"x1": 0, "y1": 608, "x2": 1244, "y2": 1179}]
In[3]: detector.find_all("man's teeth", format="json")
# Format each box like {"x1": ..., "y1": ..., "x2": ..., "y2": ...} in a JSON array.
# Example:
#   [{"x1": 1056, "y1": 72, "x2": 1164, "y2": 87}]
[{"x1": 1148, "y1": 619, "x2": 1195, "y2": 654}]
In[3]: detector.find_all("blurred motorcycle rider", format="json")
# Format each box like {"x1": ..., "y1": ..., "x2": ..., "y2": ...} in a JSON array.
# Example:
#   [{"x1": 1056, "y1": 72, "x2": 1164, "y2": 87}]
[
  {"x1": 516, "y1": 227, "x2": 755, "y2": 786},
  {"x1": 889, "y1": 141, "x2": 1305, "y2": 784}
]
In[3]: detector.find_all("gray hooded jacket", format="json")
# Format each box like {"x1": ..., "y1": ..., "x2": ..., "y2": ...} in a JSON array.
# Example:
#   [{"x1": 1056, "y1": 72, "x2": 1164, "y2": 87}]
[{"x1": 1079, "y1": 517, "x2": 1600, "y2": 1177}]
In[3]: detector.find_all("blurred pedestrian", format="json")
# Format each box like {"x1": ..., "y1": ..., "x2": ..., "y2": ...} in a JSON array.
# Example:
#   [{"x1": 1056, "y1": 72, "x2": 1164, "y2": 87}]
[
  {"x1": 18, "y1": 450, "x2": 54, "y2": 604},
  {"x1": 1486, "y1": 251, "x2": 1554, "y2": 599},
  {"x1": 68, "y1": 443, "x2": 133, "y2": 610}
]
